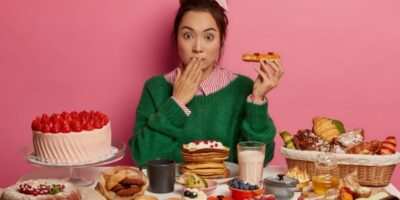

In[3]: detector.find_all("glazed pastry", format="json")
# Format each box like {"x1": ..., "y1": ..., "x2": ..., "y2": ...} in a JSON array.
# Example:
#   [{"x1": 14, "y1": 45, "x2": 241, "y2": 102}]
[
  {"x1": 332, "y1": 128, "x2": 364, "y2": 150},
  {"x1": 346, "y1": 142, "x2": 373, "y2": 155},
  {"x1": 280, "y1": 131, "x2": 295, "y2": 149},
  {"x1": 379, "y1": 136, "x2": 397, "y2": 155},
  {"x1": 242, "y1": 52, "x2": 280, "y2": 62},
  {"x1": 324, "y1": 189, "x2": 340, "y2": 200},
  {"x1": 312, "y1": 117, "x2": 345, "y2": 142}
]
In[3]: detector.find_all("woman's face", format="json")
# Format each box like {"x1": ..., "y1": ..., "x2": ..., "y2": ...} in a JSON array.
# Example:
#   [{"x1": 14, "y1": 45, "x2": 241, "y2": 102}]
[{"x1": 177, "y1": 10, "x2": 221, "y2": 70}]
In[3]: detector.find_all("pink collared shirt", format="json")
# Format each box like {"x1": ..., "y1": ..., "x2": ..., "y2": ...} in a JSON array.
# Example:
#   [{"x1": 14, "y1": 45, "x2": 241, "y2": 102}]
[{"x1": 165, "y1": 67, "x2": 266, "y2": 116}]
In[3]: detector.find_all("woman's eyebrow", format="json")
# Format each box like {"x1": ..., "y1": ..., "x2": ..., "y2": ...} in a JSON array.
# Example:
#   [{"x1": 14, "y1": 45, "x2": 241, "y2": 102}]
[{"x1": 180, "y1": 26, "x2": 217, "y2": 32}]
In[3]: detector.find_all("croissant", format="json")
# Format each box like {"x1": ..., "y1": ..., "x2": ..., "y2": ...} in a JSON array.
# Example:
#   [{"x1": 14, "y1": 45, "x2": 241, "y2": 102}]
[{"x1": 312, "y1": 117, "x2": 345, "y2": 142}]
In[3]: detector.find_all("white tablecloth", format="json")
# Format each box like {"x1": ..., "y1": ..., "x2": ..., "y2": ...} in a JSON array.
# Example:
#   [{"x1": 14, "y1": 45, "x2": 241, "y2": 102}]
[{"x1": 18, "y1": 166, "x2": 400, "y2": 199}]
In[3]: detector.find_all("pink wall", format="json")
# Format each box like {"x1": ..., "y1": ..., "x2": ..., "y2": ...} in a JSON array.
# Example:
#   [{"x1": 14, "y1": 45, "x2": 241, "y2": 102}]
[{"x1": 1, "y1": 0, "x2": 399, "y2": 189}]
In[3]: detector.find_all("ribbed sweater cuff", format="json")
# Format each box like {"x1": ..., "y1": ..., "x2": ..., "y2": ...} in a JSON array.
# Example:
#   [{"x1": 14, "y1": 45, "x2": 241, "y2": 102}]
[
  {"x1": 159, "y1": 97, "x2": 187, "y2": 127},
  {"x1": 246, "y1": 101, "x2": 269, "y2": 127}
]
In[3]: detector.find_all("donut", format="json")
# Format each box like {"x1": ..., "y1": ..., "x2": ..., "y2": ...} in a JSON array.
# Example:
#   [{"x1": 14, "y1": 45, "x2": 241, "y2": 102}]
[{"x1": 242, "y1": 52, "x2": 280, "y2": 62}]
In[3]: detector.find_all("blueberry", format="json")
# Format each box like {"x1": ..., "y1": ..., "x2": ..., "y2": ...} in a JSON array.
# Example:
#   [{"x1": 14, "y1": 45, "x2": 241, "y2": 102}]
[
  {"x1": 254, "y1": 185, "x2": 260, "y2": 190},
  {"x1": 183, "y1": 191, "x2": 191, "y2": 197},
  {"x1": 243, "y1": 185, "x2": 250, "y2": 190}
]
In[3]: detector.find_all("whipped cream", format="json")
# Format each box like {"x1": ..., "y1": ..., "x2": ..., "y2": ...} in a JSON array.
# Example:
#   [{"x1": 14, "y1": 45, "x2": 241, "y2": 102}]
[{"x1": 187, "y1": 140, "x2": 224, "y2": 149}]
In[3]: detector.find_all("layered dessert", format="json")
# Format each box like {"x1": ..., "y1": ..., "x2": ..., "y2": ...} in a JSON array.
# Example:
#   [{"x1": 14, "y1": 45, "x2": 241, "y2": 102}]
[
  {"x1": 31, "y1": 111, "x2": 112, "y2": 165},
  {"x1": 181, "y1": 140, "x2": 230, "y2": 179}
]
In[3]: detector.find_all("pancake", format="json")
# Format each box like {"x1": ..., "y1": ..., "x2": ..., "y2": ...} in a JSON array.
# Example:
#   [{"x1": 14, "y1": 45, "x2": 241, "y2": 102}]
[
  {"x1": 181, "y1": 167, "x2": 228, "y2": 176},
  {"x1": 181, "y1": 162, "x2": 226, "y2": 170},
  {"x1": 182, "y1": 144, "x2": 229, "y2": 154}
]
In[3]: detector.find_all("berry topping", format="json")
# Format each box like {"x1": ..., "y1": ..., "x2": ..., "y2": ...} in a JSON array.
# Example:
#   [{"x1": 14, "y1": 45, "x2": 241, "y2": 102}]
[
  {"x1": 18, "y1": 183, "x2": 64, "y2": 196},
  {"x1": 32, "y1": 111, "x2": 109, "y2": 134}
]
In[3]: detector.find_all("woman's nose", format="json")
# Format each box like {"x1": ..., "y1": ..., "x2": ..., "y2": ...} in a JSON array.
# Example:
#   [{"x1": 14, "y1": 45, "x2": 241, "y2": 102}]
[{"x1": 192, "y1": 39, "x2": 203, "y2": 54}]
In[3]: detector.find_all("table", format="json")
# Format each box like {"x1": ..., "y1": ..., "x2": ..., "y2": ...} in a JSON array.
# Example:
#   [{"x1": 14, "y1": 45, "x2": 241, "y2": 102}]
[{"x1": 19, "y1": 166, "x2": 400, "y2": 199}]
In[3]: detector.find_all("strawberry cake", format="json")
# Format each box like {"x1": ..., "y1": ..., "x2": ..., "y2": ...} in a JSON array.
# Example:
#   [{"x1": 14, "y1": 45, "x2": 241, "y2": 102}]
[
  {"x1": 0, "y1": 179, "x2": 81, "y2": 200},
  {"x1": 31, "y1": 111, "x2": 112, "y2": 165}
]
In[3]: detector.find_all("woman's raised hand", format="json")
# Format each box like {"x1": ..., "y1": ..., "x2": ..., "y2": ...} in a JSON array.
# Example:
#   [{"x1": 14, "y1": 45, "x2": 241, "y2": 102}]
[
  {"x1": 252, "y1": 59, "x2": 284, "y2": 100},
  {"x1": 172, "y1": 57, "x2": 203, "y2": 105}
]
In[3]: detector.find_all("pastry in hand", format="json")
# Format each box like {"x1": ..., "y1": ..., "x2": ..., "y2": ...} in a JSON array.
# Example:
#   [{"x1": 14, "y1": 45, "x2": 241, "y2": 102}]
[
  {"x1": 312, "y1": 117, "x2": 345, "y2": 142},
  {"x1": 242, "y1": 52, "x2": 280, "y2": 62}
]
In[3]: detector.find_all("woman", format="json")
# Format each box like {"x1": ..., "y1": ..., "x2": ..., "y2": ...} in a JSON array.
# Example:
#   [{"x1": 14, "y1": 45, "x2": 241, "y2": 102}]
[{"x1": 129, "y1": 0, "x2": 284, "y2": 168}]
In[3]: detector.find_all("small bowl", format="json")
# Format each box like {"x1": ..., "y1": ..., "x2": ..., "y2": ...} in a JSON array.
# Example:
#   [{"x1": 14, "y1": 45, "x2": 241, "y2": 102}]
[
  {"x1": 207, "y1": 195, "x2": 233, "y2": 200},
  {"x1": 183, "y1": 180, "x2": 218, "y2": 195},
  {"x1": 229, "y1": 186, "x2": 264, "y2": 200}
]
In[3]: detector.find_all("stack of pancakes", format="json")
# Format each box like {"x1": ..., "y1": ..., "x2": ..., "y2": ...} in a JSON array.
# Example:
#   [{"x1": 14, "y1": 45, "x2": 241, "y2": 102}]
[{"x1": 180, "y1": 142, "x2": 230, "y2": 179}]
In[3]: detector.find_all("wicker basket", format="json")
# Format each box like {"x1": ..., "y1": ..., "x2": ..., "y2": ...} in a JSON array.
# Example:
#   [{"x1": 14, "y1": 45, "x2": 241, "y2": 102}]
[{"x1": 280, "y1": 147, "x2": 400, "y2": 187}]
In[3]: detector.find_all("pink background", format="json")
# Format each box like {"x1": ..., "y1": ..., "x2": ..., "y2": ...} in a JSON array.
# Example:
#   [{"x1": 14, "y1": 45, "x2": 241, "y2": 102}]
[{"x1": 1, "y1": 0, "x2": 399, "y2": 189}]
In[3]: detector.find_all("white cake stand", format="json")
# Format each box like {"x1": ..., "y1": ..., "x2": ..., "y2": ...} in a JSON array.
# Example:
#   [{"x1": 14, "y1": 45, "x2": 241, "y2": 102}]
[{"x1": 23, "y1": 140, "x2": 126, "y2": 187}]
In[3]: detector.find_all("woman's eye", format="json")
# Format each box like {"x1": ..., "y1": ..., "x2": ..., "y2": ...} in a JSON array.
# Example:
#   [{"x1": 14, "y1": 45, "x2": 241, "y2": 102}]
[
  {"x1": 183, "y1": 33, "x2": 193, "y2": 39},
  {"x1": 205, "y1": 34, "x2": 215, "y2": 41}
]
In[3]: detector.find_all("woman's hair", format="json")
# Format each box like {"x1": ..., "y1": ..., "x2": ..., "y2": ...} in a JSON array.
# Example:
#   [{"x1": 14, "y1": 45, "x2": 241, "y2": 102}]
[{"x1": 173, "y1": 0, "x2": 229, "y2": 60}]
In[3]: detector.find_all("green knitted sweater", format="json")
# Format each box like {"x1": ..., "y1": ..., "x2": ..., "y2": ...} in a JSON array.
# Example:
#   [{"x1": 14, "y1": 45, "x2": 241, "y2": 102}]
[{"x1": 129, "y1": 75, "x2": 276, "y2": 167}]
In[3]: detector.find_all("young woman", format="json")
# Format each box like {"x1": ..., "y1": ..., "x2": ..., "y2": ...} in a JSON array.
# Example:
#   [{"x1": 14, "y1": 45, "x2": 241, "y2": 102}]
[{"x1": 129, "y1": 0, "x2": 284, "y2": 168}]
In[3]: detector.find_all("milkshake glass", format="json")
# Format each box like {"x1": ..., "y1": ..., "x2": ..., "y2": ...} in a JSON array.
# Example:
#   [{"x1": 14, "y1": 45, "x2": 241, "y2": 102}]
[{"x1": 237, "y1": 141, "x2": 266, "y2": 186}]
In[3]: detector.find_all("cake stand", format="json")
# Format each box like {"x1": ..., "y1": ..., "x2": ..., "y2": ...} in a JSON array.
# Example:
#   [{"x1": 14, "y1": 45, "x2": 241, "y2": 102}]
[{"x1": 23, "y1": 140, "x2": 126, "y2": 187}]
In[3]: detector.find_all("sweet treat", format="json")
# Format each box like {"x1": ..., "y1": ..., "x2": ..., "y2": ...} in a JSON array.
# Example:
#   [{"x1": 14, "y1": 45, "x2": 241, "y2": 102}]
[
  {"x1": 292, "y1": 129, "x2": 330, "y2": 151},
  {"x1": 181, "y1": 140, "x2": 230, "y2": 179},
  {"x1": 332, "y1": 129, "x2": 364, "y2": 150},
  {"x1": 181, "y1": 188, "x2": 207, "y2": 200},
  {"x1": 0, "y1": 179, "x2": 80, "y2": 200},
  {"x1": 379, "y1": 136, "x2": 397, "y2": 155},
  {"x1": 176, "y1": 172, "x2": 208, "y2": 188},
  {"x1": 95, "y1": 166, "x2": 148, "y2": 200},
  {"x1": 312, "y1": 117, "x2": 345, "y2": 142},
  {"x1": 340, "y1": 187, "x2": 354, "y2": 200},
  {"x1": 356, "y1": 192, "x2": 390, "y2": 200},
  {"x1": 355, "y1": 187, "x2": 372, "y2": 198},
  {"x1": 346, "y1": 142, "x2": 374, "y2": 155},
  {"x1": 135, "y1": 195, "x2": 158, "y2": 200},
  {"x1": 32, "y1": 111, "x2": 112, "y2": 165},
  {"x1": 280, "y1": 131, "x2": 295, "y2": 149},
  {"x1": 242, "y1": 52, "x2": 280, "y2": 62}
]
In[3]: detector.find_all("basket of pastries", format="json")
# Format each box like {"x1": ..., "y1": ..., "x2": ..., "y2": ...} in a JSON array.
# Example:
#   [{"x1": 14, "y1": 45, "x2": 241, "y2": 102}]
[{"x1": 279, "y1": 116, "x2": 400, "y2": 187}]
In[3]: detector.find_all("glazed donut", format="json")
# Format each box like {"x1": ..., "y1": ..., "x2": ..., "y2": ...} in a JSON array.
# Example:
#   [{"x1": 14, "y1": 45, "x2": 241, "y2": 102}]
[{"x1": 242, "y1": 52, "x2": 280, "y2": 62}]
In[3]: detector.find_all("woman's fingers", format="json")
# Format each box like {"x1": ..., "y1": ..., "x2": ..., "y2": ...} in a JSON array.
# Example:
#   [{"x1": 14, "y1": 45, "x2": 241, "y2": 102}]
[
  {"x1": 175, "y1": 68, "x2": 182, "y2": 84},
  {"x1": 254, "y1": 67, "x2": 269, "y2": 82},
  {"x1": 259, "y1": 59, "x2": 272, "y2": 80},
  {"x1": 182, "y1": 57, "x2": 197, "y2": 79},
  {"x1": 188, "y1": 59, "x2": 202, "y2": 81}
]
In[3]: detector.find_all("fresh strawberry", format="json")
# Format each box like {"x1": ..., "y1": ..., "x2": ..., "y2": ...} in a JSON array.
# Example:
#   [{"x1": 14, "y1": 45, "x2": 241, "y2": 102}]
[
  {"x1": 82, "y1": 122, "x2": 94, "y2": 131},
  {"x1": 41, "y1": 124, "x2": 51, "y2": 133},
  {"x1": 51, "y1": 122, "x2": 61, "y2": 133},
  {"x1": 70, "y1": 121, "x2": 82, "y2": 132},
  {"x1": 61, "y1": 123, "x2": 71, "y2": 133},
  {"x1": 41, "y1": 114, "x2": 49, "y2": 123},
  {"x1": 102, "y1": 115, "x2": 109, "y2": 125},
  {"x1": 70, "y1": 111, "x2": 79, "y2": 119},
  {"x1": 94, "y1": 121, "x2": 103, "y2": 129},
  {"x1": 79, "y1": 111, "x2": 89, "y2": 120},
  {"x1": 61, "y1": 112, "x2": 72, "y2": 122}
]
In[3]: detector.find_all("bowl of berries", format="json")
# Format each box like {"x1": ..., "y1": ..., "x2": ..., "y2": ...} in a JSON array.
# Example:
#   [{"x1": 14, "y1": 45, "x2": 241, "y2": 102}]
[{"x1": 228, "y1": 178, "x2": 264, "y2": 200}]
